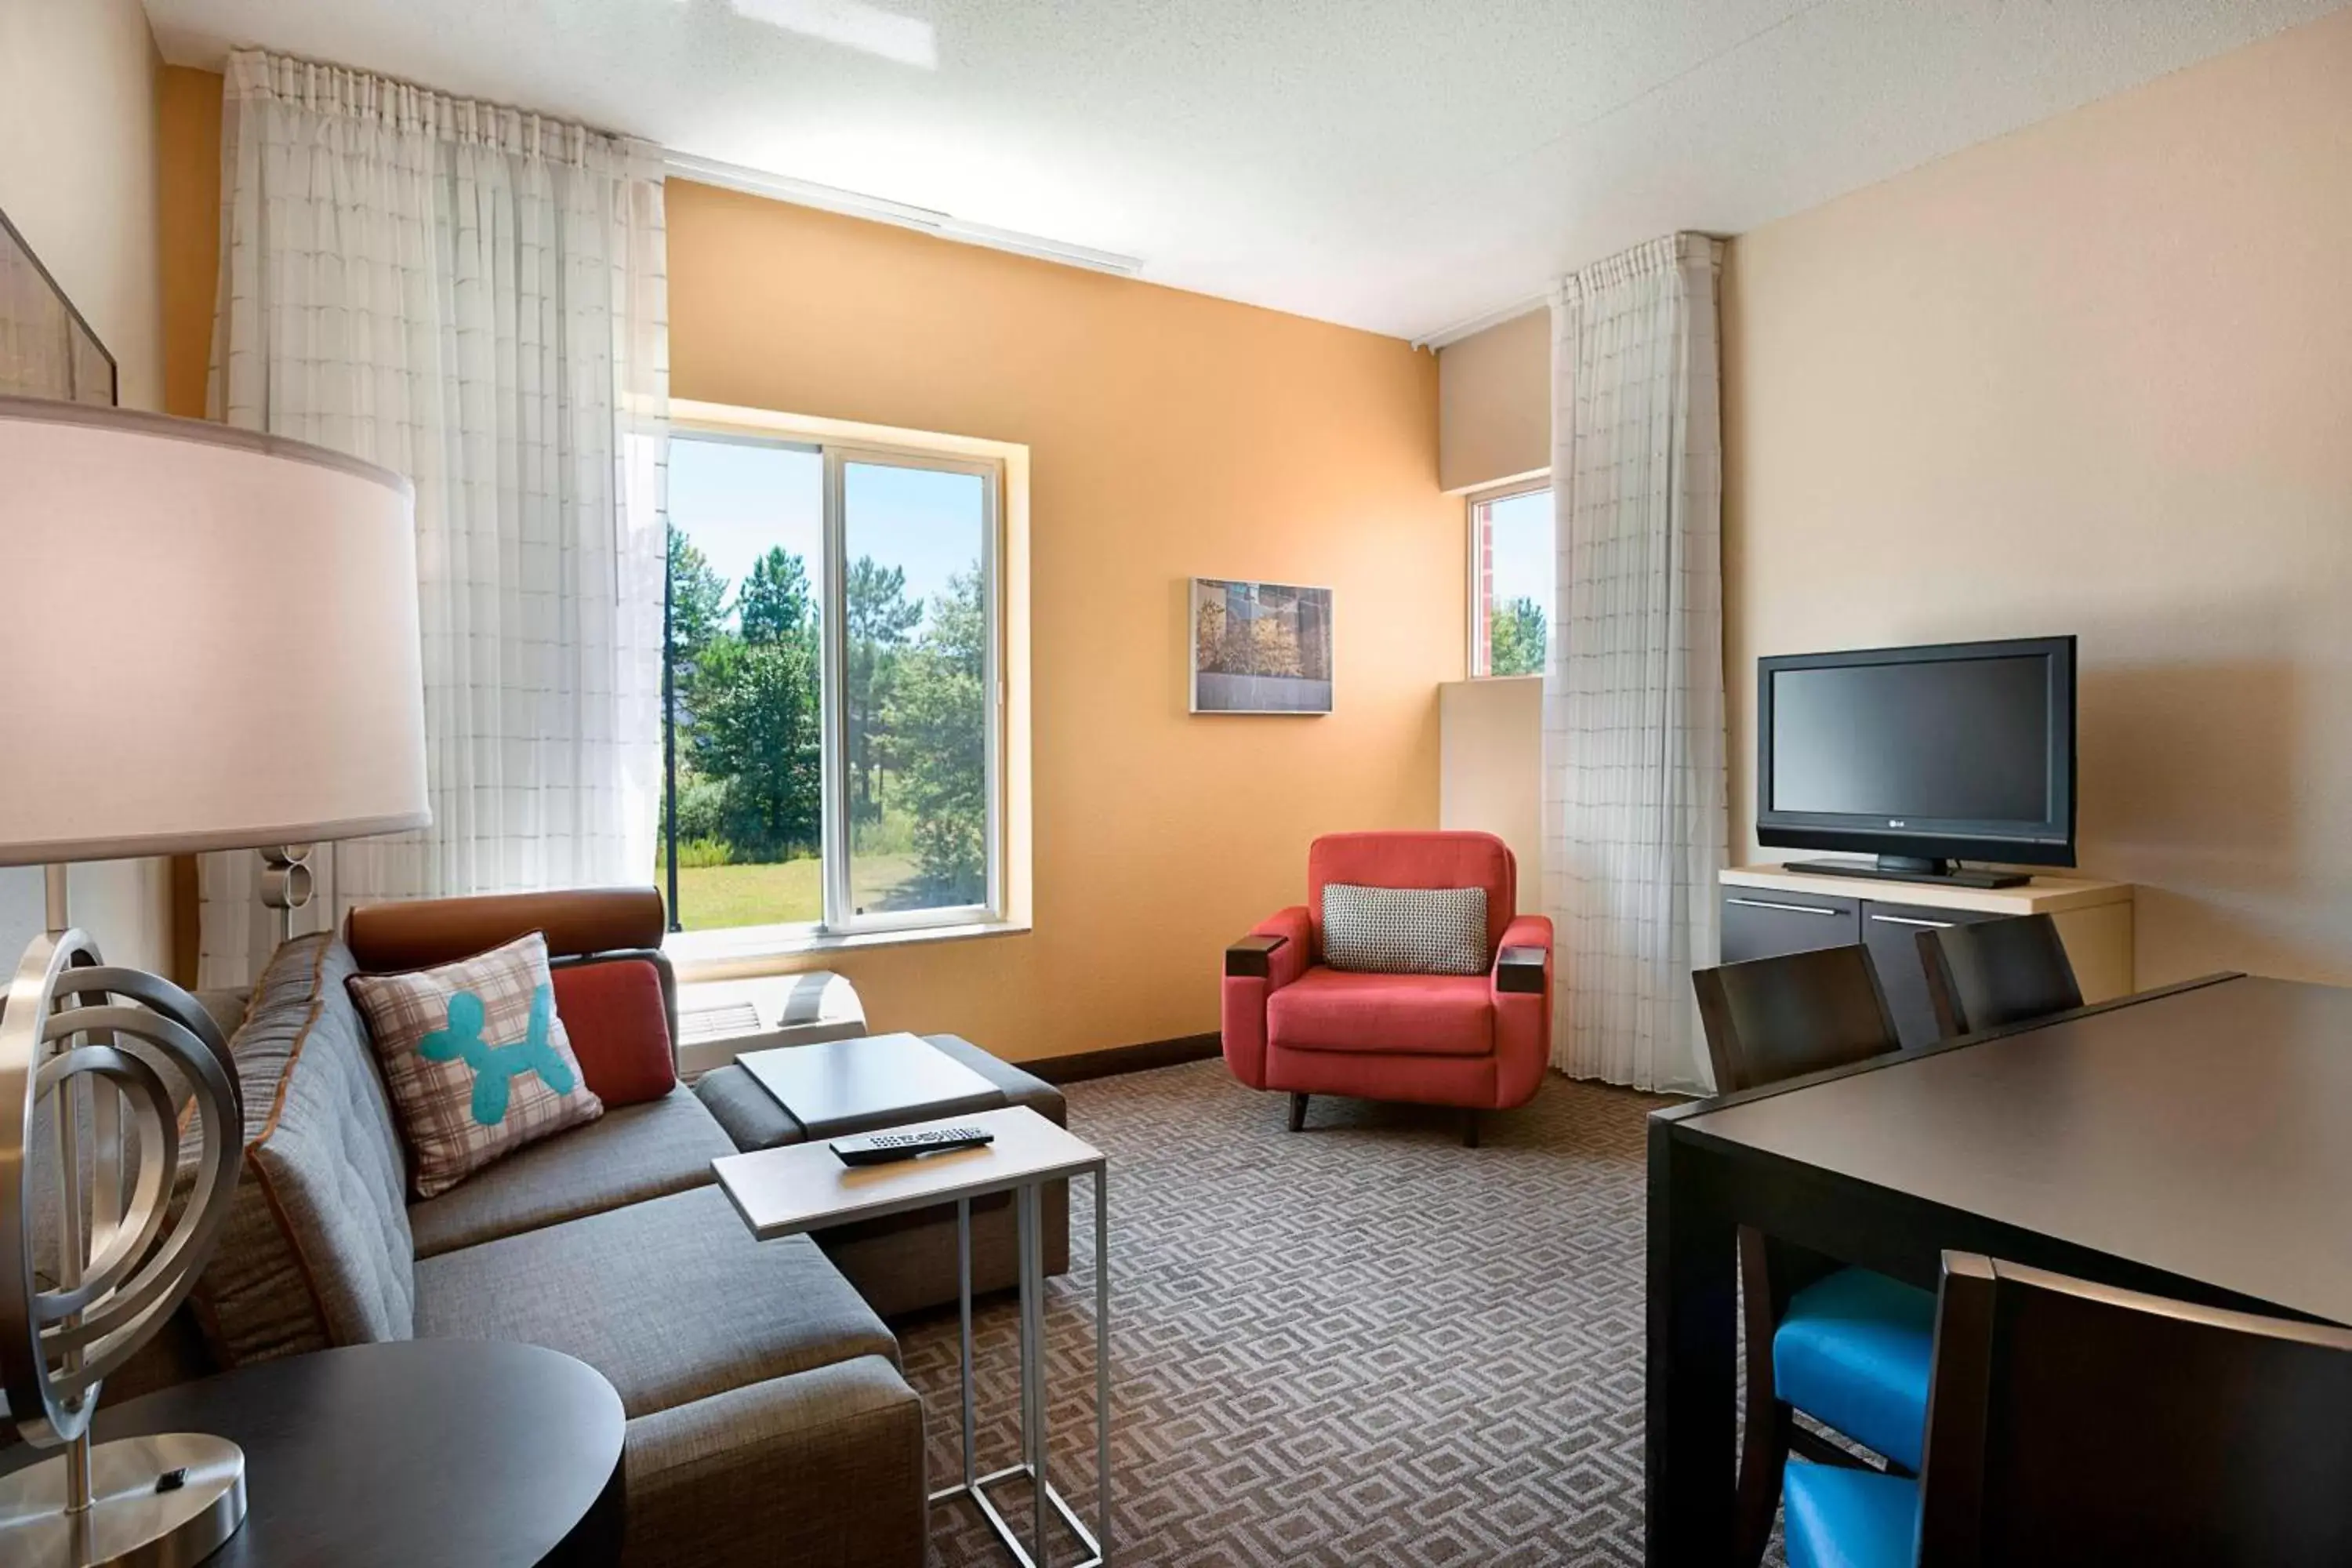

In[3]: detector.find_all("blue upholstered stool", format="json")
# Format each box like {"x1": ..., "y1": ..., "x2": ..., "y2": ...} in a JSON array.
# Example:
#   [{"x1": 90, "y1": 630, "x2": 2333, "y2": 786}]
[
  {"x1": 1782, "y1": 1460, "x2": 1920, "y2": 1568},
  {"x1": 1774, "y1": 1266, "x2": 1937, "y2": 1472}
]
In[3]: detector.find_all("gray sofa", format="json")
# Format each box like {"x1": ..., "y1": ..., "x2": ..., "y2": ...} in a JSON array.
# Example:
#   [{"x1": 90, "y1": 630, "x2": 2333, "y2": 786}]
[{"x1": 128, "y1": 905, "x2": 1065, "y2": 1568}]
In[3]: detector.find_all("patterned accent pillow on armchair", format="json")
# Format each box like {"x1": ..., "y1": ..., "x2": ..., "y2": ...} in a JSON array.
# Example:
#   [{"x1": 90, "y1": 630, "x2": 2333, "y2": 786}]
[
  {"x1": 347, "y1": 931, "x2": 604, "y2": 1197},
  {"x1": 1321, "y1": 884, "x2": 1490, "y2": 975}
]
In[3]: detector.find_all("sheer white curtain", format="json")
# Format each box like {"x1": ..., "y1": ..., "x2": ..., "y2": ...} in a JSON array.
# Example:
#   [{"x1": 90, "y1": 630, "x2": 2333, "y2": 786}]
[
  {"x1": 1542, "y1": 234, "x2": 1726, "y2": 1093},
  {"x1": 199, "y1": 51, "x2": 669, "y2": 985}
]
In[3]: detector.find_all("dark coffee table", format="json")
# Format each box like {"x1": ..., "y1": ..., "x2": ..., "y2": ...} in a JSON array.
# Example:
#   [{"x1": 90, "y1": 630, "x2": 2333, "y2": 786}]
[
  {"x1": 0, "y1": 1340, "x2": 626, "y2": 1567},
  {"x1": 739, "y1": 1029, "x2": 1006, "y2": 1138}
]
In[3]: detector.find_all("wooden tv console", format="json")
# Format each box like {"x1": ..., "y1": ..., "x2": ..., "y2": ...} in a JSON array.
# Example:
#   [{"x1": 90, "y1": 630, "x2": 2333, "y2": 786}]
[{"x1": 1718, "y1": 864, "x2": 2134, "y2": 1051}]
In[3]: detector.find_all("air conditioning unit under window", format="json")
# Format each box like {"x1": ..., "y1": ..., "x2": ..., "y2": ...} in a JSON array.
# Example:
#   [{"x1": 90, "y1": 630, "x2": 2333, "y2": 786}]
[{"x1": 673, "y1": 971, "x2": 868, "y2": 1079}]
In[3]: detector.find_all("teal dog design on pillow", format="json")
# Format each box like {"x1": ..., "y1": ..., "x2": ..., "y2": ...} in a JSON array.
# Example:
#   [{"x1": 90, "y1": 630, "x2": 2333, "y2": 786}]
[{"x1": 419, "y1": 983, "x2": 576, "y2": 1126}]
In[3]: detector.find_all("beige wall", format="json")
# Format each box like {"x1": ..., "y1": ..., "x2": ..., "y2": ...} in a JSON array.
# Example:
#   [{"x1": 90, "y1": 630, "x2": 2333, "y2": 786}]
[
  {"x1": 669, "y1": 181, "x2": 1457, "y2": 1058},
  {"x1": 1437, "y1": 306, "x2": 1549, "y2": 493},
  {"x1": 1725, "y1": 5, "x2": 2352, "y2": 988},
  {"x1": 1439, "y1": 677, "x2": 1544, "y2": 885},
  {"x1": 0, "y1": 0, "x2": 169, "y2": 971}
]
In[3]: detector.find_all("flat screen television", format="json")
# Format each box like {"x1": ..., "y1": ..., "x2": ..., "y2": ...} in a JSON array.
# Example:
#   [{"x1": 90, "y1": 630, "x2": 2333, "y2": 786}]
[{"x1": 1755, "y1": 635, "x2": 2075, "y2": 889}]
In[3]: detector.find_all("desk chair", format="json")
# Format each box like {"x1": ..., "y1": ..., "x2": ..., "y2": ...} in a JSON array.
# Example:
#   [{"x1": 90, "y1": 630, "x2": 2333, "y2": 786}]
[
  {"x1": 1784, "y1": 1252, "x2": 2352, "y2": 1566},
  {"x1": 1915, "y1": 913, "x2": 2082, "y2": 1041},
  {"x1": 1692, "y1": 946, "x2": 1938, "y2": 1567}
]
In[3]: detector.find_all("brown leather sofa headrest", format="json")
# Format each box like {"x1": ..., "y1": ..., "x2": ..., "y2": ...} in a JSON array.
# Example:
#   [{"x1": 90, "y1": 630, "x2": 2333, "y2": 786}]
[{"x1": 344, "y1": 887, "x2": 668, "y2": 973}]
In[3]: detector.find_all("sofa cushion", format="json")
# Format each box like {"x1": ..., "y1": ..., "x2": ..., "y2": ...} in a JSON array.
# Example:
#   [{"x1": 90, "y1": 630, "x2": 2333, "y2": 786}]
[
  {"x1": 1267, "y1": 967, "x2": 1495, "y2": 1057},
  {"x1": 413, "y1": 1185, "x2": 897, "y2": 1420},
  {"x1": 551, "y1": 955, "x2": 677, "y2": 1106},
  {"x1": 408, "y1": 1088, "x2": 732, "y2": 1258},
  {"x1": 620, "y1": 1355, "x2": 925, "y2": 1568},
  {"x1": 194, "y1": 934, "x2": 416, "y2": 1366},
  {"x1": 694, "y1": 1062, "x2": 804, "y2": 1150}
]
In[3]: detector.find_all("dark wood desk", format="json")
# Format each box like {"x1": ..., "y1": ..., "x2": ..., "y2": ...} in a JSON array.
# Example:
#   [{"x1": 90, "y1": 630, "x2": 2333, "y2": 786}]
[
  {"x1": 1645, "y1": 974, "x2": 2352, "y2": 1564},
  {"x1": 0, "y1": 1339, "x2": 626, "y2": 1567}
]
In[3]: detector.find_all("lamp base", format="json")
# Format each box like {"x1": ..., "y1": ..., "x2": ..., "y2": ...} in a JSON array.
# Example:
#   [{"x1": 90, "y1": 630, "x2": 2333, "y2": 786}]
[{"x1": 0, "y1": 1433, "x2": 245, "y2": 1567}]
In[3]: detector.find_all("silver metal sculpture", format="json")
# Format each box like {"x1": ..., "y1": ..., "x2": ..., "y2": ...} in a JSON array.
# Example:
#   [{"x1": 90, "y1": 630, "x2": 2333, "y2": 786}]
[
  {"x1": 258, "y1": 844, "x2": 317, "y2": 946},
  {"x1": 0, "y1": 873, "x2": 249, "y2": 1567}
]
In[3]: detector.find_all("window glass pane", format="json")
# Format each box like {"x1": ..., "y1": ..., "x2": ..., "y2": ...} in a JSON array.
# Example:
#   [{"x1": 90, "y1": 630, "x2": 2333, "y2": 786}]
[
  {"x1": 662, "y1": 437, "x2": 826, "y2": 930},
  {"x1": 843, "y1": 459, "x2": 989, "y2": 916},
  {"x1": 1472, "y1": 488, "x2": 1552, "y2": 677}
]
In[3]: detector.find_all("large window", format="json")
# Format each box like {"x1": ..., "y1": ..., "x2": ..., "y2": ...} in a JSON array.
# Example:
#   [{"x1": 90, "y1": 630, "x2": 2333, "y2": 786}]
[
  {"x1": 662, "y1": 430, "x2": 1000, "y2": 937},
  {"x1": 1468, "y1": 482, "x2": 1553, "y2": 677}
]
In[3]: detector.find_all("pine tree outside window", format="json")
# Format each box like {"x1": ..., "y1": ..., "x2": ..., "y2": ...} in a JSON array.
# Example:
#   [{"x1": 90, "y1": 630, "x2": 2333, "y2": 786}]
[{"x1": 659, "y1": 431, "x2": 1001, "y2": 936}]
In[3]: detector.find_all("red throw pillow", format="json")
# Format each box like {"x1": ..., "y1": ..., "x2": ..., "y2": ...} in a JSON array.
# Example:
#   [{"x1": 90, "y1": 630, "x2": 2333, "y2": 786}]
[{"x1": 549, "y1": 958, "x2": 677, "y2": 1106}]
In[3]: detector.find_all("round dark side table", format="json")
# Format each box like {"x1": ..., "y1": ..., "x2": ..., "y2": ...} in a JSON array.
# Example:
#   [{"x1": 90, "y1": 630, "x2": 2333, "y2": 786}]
[{"x1": 0, "y1": 1339, "x2": 626, "y2": 1567}]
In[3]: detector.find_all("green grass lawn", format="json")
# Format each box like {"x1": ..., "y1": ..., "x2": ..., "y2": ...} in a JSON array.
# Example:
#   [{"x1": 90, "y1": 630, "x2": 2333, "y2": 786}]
[{"x1": 668, "y1": 855, "x2": 920, "y2": 930}]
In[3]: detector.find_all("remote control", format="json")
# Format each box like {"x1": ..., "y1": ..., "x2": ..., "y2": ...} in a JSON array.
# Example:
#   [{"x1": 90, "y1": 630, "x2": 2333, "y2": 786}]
[{"x1": 831, "y1": 1126, "x2": 996, "y2": 1167}]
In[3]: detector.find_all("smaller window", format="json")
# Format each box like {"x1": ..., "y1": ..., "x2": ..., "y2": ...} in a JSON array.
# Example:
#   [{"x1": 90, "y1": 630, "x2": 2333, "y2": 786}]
[{"x1": 1468, "y1": 483, "x2": 1553, "y2": 677}]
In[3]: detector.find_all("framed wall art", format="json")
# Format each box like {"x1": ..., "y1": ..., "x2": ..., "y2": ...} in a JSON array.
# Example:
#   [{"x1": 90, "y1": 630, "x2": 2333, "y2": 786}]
[{"x1": 1191, "y1": 577, "x2": 1334, "y2": 715}]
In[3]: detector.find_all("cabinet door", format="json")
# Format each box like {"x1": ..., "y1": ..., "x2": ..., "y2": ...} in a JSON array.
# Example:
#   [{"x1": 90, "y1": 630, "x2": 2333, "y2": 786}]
[
  {"x1": 1863, "y1": 901, "x2": 1998, "y2": 1050},
  {"x1": 1720, "y1": 890, "x2": 1860, "y2": 965}
]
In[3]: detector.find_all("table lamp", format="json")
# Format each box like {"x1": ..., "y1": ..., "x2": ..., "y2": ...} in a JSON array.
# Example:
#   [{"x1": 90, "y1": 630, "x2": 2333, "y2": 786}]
[{"x1": 0, "y1": 396, "x2": 427, "y2": 1566}]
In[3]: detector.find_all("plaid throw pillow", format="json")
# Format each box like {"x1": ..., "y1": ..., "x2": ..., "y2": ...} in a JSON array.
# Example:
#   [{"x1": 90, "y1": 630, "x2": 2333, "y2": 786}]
[
  {"x1": 347, "y1": 931, "x2": 604, "y2": 1199},
  {"x1": 1321, "y1": 884, "x2": 1490, "y2": 975}
]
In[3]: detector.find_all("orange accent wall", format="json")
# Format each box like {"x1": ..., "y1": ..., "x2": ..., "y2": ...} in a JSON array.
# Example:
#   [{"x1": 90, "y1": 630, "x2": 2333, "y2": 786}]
[
  {"x1": 668, "y1": 180, "x2": 1455, "y2": 1057},
  {"x1": 159, "y1": 64, "x2": 221, "y2": 983},
  {"x1": 158, "y1": 66, "x2": 220, "y2": 422},
  {"x1": 154, "y1": 74, "x2": 1460, "y2": 1058}
]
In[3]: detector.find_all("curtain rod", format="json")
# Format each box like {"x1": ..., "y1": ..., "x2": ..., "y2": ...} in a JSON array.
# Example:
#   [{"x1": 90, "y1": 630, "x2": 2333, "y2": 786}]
[{"x1": 1411, "y1": 291, "x2": 1548, "y2": 352}]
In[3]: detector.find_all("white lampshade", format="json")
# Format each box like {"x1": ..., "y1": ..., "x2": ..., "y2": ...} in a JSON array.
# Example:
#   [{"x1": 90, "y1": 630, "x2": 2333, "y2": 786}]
[{"x1": 0, "y1": 397, "x2": 429, "y2": 865}]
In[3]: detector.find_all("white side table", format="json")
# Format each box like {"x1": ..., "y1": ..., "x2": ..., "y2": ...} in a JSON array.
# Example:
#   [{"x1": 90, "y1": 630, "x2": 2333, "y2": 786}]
[{"x1": 713, "y1": 1106, "x2": 1110, "y2": 1568}]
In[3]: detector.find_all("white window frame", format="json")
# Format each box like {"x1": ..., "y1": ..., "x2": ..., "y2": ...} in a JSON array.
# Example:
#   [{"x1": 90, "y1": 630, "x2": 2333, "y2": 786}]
[
  {"x1": 662, "y1": 402, "x2": 1032, "y2": 971},
  {"x1": 1466, "y1": 475, "x2": 1552, "y2": 679},
  {"x1": 821, "y1": 441, "x2": 1003, "y2": 934}
]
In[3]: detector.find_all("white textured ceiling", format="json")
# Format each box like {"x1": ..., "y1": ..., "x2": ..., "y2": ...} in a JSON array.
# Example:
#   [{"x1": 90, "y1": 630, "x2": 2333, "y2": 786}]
[{"x1": 146, "y1": 0, "x2": 2347, "y2": 340}]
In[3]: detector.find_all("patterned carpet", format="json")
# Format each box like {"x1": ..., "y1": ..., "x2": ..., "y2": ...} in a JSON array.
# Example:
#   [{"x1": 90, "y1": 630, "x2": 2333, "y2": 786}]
[{"x1": 898, "y1": 1059, "x2": 1680, "y2": 1566}]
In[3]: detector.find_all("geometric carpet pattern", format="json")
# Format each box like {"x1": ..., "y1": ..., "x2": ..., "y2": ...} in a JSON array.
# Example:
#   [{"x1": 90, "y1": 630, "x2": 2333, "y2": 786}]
[{"x1": 898, "y1": 1059, "x2": 1687, "y2": 1566}]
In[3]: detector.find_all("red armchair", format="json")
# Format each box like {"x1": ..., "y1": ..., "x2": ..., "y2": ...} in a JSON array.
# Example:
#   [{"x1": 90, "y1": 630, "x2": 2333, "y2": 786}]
[{"x1": 1221, "y1": 830, "x2": 1554, "y2": 1146}]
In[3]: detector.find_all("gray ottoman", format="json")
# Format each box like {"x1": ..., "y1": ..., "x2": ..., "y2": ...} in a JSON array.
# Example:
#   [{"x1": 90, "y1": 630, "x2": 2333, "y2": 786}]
[{"x1": 696, "y1": 1033, "x2": 1071, "y2": 1319}]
